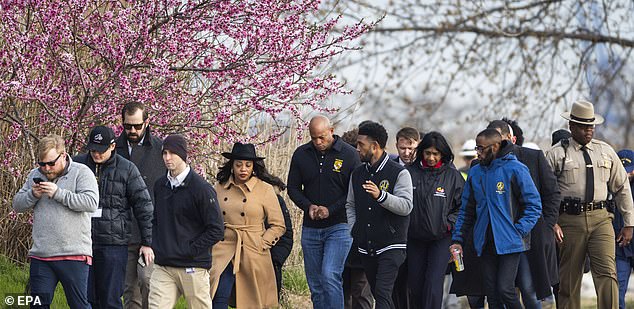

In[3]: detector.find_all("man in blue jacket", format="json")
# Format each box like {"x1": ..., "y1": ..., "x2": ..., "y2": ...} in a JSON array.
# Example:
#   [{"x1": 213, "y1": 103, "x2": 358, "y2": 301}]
[
  {"x1": 451, "y1": 128, "x2": 542, "y2": 309},
  {"x1": 614, "y1": 149, "x2": 634, "y2": 309}
]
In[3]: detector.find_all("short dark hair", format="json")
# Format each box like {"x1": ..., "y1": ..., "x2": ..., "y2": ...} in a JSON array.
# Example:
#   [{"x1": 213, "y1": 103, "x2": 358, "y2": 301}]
[
  {"x1": 477, "y1": 128, "x2": 502, "y2": 141},
  {"x1": 502, "y1": 117, "x2": 524, "y2": 146},
  {"x1": 121, "y1": 102, "x2": 148, "y2": 121},
  {"x1": 415, "y1": 131, "x2": 454, "y2": 164},
  {"x1": 358, "y1": 121, "x2": 388, "y2": 149},
  {"x1": 396, "y1": 127, "x2": 420, "y2": 142},
  {"x1": 341, "y1": 128, "x2": 358, "y2": 147},
  {"x1": 487, "y1": 120, "x2": 511, "y2": 136}
]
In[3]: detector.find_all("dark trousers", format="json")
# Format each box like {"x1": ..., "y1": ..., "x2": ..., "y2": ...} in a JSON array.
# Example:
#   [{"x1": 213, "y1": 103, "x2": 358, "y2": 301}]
[
  {"x1": 480, "y1": 242, "x2": 522, "y2": 309},
  {"x1": 407, "y1": 237, "x2": 451, "y2": 309},
  {"x1": 88, "y1": 245, "x2": 128, "y2": 309},
  {"x1": 343, "y1": 266, "x2": 374, "y2": 309},
  {"x1": 30, "y1": 259, "x2": 90, "y2": 309},
  {"x1": 391, "y1": 260, "x2": 409, "y2": 309},
  {"x1": 273, "y1": 262, "x2": 283, "y2": 300},
  {"x1": 212, "y1": 262, "x2": 236, "y2": 309},
  {"x1": 361, "y1": 249, "x2": 406, "y2": 309}
]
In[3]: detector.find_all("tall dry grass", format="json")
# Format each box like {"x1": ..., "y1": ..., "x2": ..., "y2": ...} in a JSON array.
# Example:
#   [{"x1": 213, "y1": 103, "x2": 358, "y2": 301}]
[{"x1": 0, "y1": 110, "x2": 310, "y2": 269}]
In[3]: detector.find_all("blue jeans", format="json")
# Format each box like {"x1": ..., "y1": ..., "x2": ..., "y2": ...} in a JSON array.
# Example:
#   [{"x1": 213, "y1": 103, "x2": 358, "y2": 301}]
[
  {"x1": 516, "y1": 253, "x2": 541, "y2": 309},
  {"x1": 88, "y1": 245, "x2": 128, "y2": 309},
  {"x1": 302, "y1": 223, "x2": 352, "y2": 309},
  {"x1": 212, "y1": 263, "x2": 236, "y2": 309},
  {"x1": 30, "y1": 258, "x2": 91, "y2": 309},
  {"x1": 616, "y1": 255, "x2": 634, "y2": 309}
]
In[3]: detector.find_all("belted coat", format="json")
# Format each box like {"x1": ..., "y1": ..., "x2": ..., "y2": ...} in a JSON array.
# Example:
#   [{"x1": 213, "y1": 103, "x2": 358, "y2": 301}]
[{"x1": 210, "y1": 176, "x2": 286, "y2": 309}]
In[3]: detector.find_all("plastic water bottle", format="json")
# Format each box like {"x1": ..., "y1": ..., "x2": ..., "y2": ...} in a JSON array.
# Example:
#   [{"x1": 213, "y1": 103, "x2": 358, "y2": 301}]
[{"x1": 452, "y1": 248, "x2": 464, "y2": 272}]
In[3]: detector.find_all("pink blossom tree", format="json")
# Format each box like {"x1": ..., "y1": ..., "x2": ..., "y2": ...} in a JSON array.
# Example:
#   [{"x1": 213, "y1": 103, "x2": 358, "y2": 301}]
[{"x1": 0, "y1": 0, "x2": 371, "y2": 168}]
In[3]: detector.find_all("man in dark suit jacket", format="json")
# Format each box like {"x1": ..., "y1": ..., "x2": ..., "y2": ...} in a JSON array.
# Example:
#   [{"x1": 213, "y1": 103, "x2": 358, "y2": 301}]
[{"x1": 489, "y1": 119, "x2": 561, "y2": 303}]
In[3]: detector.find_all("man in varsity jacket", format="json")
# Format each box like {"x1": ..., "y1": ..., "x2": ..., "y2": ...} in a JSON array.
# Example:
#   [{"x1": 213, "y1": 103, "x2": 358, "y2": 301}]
[{"x1": 346, "y1": 121, "x2": 413, "y2": 309}]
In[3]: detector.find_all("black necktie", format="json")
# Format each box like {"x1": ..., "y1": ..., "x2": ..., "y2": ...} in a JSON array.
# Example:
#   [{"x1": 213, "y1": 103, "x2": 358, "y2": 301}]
[{"x1": 581, "y1": 146, "x2": 594, "y2": 203}]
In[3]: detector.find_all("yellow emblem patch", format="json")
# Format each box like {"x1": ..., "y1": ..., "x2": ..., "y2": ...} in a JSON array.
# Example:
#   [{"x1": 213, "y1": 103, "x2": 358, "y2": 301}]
[
  {"x1": 496, "y1": 181, "x2": 505, "y2": 194},
  {"x1": 333, "y1": 159, "x2": 343, "y2": 172},
  {"x1": 379, "y1": 180, "x2": 390, "y2": 191}
]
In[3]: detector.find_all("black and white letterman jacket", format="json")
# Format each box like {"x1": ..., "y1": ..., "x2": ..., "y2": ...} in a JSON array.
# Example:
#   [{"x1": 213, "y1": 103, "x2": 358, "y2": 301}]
[{"x1": 345, "y1": 152, "x2": 413, "y2": 256}]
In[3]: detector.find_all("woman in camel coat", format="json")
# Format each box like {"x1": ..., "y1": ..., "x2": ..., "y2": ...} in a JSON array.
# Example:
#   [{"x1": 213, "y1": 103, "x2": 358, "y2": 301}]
[{"x1": 210, "y1": 142, "x2": 286, "y2": 309}]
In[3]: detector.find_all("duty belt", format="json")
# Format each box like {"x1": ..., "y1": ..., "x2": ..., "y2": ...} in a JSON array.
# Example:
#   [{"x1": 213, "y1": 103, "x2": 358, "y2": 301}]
[{"x1": 560, "y1": 199, "x2": 608, "y2": 215}]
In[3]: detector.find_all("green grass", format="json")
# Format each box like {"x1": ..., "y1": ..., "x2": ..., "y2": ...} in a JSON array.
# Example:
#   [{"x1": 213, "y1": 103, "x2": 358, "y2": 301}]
[
  {"x1": 0, "y1": 255, "x2": 188, "y2": 308},
  {"x1": 281, "y1": 265, "x2": 310, "y2": 296},
  {"x1": 0, "y1": 255, "x2": 69, "y2": 308}
]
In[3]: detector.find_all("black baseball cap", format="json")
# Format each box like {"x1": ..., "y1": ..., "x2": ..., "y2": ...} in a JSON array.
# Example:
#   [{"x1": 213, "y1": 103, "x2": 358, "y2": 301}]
[{"x1": 86, "y1": 126, "x2": 115, "y2": 153}]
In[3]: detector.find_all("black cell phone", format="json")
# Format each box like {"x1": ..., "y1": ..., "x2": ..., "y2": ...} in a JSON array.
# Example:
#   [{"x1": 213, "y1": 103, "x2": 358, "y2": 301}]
[
  {"x1": 138, "y1": 253, "x2": 146, "y2": 267},
  {"x1": 33, "y1": 177, "x2": 44, "y2": 184}
]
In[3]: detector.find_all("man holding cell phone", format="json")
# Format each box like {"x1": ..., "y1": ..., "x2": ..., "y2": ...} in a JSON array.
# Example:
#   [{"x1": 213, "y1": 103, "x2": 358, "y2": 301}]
[{"x1": 13, "y1": 134, "x2": 99, "y2": 308}]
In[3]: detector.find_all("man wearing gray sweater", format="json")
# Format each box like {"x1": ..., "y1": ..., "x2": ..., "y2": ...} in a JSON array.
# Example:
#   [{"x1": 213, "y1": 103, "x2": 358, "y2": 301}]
[{"x1": 13, "y1": 134, "x2": 99, "y2": 309}]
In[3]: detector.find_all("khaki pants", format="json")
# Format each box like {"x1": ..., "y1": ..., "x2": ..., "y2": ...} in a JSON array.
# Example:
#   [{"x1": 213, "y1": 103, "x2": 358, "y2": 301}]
[
  {"x1": 558, "y1": 208, "x2": 618, "y2": 309},
  {"x1": 124, "y1": 244, "x2": 153, "y2": 309},
  {"x1": 148, "y1": 265, "x2": 211, "y2": 309}
]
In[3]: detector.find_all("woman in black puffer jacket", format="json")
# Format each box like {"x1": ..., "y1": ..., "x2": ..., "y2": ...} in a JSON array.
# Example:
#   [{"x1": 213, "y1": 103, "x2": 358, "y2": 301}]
[{"x1": 405, "y1": 131, "x2": 464, "y2": 309}]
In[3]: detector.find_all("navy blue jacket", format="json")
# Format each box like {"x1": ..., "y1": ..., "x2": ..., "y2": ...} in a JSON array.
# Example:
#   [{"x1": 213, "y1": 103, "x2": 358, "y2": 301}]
[
  {"x1": 287, "y1": 136, "x2": 361, "y2": 228},
  {"x1": 453, "y1": 142, "x2": 542, "y2": 255},
  {"x1": 152, "y1": 170, "x2": 224, "y2": 268},
  {"x1": 614, "y1": 179, "x2": 634, "y2": 258}
]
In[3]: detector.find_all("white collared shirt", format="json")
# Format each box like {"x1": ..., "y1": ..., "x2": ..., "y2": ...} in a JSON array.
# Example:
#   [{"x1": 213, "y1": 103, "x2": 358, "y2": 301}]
[{"x1": 167, "y1": 165, "x2": 190, "y2": 188}]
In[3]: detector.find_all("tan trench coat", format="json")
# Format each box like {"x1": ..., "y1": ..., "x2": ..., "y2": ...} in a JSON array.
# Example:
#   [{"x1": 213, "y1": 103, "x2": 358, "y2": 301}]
[{"x1": 210, "y1": 176, "x2": 286, "y2": 308}]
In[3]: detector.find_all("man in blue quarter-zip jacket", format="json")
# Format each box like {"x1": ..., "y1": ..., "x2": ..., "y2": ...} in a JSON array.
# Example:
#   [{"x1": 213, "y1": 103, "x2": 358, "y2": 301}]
[{"x1": 451, "y1": 128, "x2": 542, "y2": 309}]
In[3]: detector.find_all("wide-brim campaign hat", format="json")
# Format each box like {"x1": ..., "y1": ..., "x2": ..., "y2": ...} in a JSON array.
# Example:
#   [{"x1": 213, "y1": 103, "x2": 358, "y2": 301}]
[
  {"x1": 222, "y1": 142, "x2": 264, "y2": 160},
  {"x1": 561, "y1": 99, "x2": 604, "y2": 125}
]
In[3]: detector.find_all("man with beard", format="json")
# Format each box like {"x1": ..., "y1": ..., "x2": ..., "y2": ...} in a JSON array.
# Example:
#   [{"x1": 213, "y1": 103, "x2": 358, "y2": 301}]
[
  {"x1": 451, "y1": 128, "x2": 542, "y2": 309},
  {"x1": 546, "y1": 100, "x2": 634, "y2": 309},
  {"x1": 13, "y1": 135, "x2": 99, "y2": 308},
  {"x1": 115, "y1": 102, "x2": 166, "y2": 309},
  {"x1": 345, "y1": 121, "x2": 413, "y2": 309},
  {"x1": 488, "y1": 119, "x2": 561, "y2": 308}
]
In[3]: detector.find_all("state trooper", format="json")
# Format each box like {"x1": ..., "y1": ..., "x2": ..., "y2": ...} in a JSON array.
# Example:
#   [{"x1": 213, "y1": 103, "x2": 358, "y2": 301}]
[{"x1": 546, "y1": 99, "x2": 634, "y2": 309}]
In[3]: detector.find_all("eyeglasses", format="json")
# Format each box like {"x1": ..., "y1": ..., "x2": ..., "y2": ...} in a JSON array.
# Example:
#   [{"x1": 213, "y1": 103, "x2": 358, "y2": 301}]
[
  {"x1": 474, "y1": 144, "x2": 495, "y2": 153},
  {"x1": 123, "y1": 123, "x2": 144, "y2": 130},
  {"x1": 38, "y1": 154, "x2": 62, "y2": 167}
]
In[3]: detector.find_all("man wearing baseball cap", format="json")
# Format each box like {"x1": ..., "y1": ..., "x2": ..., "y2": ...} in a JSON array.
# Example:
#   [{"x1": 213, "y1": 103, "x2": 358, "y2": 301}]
[
  {"x1": 546, "y1": 100, "x2": 634, "y2": 309},
  {"x1": 613, "y1": 149, "x2": 634, "y2": 309},
  {"x1": 75, "y1": 125, "x2": 154, "y2": 309}
]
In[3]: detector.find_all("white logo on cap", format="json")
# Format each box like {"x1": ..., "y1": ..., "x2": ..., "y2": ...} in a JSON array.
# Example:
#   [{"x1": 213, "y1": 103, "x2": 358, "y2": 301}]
[{"x1": 94, "y1": 133, "x2": 103, "y2": 142}]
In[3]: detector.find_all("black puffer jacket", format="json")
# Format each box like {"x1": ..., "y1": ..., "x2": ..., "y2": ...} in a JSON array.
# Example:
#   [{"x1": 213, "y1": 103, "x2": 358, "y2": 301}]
[
  {"x1": 406, "y1": 161, "x2": 464, "y2": 241},
  {"x1": 74, "y1": 153, "x2": 153, "y2": 246}
]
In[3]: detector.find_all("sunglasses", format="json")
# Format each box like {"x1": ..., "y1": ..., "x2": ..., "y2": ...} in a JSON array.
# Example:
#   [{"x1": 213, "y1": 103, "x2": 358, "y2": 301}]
[
  {"x1": 123, "y1": 123, "x2": 144, "y2": 130},
  {"x1": 474, "y1": 144, "x2": 496, "y2": 153},
  {"x1": 38, "y1": 153, "x2": 62, "y2": 167}
]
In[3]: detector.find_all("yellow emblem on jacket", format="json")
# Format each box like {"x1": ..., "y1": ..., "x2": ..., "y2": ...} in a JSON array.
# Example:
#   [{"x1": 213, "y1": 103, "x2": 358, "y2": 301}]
[
  {"x1": 379, "y1": 180, "x2": 390, "y2": 191},
  {"x1": 333, "y1": 159, "x2": 343, "y2": 172},
  {"x1": 496, "y1": 181, "x2": 505, "y2": 194}
]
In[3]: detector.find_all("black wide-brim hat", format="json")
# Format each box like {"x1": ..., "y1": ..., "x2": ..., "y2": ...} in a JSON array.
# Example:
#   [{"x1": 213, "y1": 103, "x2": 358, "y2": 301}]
[{"x1": 222, "y1": 142, "x2": 265, "y2": 160}]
